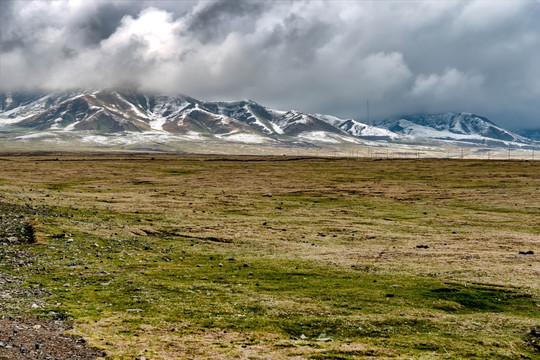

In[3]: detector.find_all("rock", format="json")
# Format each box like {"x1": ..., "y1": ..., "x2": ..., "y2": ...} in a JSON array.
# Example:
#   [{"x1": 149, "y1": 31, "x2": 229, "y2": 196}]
[
  {"x1": 300, "y1": 334, "x2": 307, "y2": 340},
  {"x1": 519, "y1": 250, "x2": 534, "y2": 255},
  {"x1": 218, "y1": 263, "x2": 223, "y2": 267},
  {"x1": 126, "y1": 309, "x2": 144, "y2": 313},
  {"x1": 31, "y1": 303, "x2": 39, "y2": 309},
  {"x1": 315, "y1": 337, "x2": 332, "y2": 342},
  {"x1": 227, "y1": 257, "x2": 236, "y2": 261},
  {"x1": 416, "y1": 245, "x2": 429, "y2": 249},
  {"x1": 7, "y1": 236, "x2": 19, "y2": 243}
]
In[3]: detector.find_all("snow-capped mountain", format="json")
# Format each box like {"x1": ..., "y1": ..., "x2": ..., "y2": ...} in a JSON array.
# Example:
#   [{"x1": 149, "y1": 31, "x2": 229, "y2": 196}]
[
  {"x1": 376, "y1": 113, "x2": 535, "y2": 147},
  {"x1": 0, "y1": 90, "x2": 537, "y2": 148},
  {"x1": 0, "y1": 90, "x2": 355, "y2": 144}
]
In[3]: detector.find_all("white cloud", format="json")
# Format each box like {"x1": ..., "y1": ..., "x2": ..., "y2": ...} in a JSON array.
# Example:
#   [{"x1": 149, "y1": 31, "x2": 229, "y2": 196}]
[{"x1": 1, "y1": 0, "x2": 540, "y2": 129}]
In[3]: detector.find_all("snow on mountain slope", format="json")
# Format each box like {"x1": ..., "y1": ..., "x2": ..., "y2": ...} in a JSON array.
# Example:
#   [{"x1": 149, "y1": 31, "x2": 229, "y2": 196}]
[
  {"x1": 376, "y1": 113, "x2": 534, "y2": 146},
  {"x1": 0, "y1": 92, "x2": 84, "y2": 125},
  {"x1": 315, "y1": 114, "x2": 398, "y2": 139},
  {"x1": 1, "y1": 90, "x2": 536, "y2": 148}
]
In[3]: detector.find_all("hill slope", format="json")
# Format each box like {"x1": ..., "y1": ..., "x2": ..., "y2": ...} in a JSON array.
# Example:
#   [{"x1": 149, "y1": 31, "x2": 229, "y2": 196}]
[{"x1": 1, "y1": 91, "x2": 537, "y2": 148}]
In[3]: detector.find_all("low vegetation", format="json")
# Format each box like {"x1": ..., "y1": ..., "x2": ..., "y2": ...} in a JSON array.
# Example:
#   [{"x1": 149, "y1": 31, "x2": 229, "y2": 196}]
[{"x1": 0, "y1": 153, "x2": 538, "y2": 359}]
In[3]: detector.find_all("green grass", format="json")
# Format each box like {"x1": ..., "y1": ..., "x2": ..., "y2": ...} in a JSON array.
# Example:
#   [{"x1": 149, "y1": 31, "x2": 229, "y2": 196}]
[{"x1": 0, "y1": 154, "x2": 538, "y2": 359}]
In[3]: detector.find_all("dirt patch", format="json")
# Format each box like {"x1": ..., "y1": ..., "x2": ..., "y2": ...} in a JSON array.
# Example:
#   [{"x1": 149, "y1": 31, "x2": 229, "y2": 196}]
[
  {"x1": 0, "y1": 201, "x2": 105, "y2": 359},
  {"x1": 0, "y1": 317, "x2": 105, "y2": 360}
]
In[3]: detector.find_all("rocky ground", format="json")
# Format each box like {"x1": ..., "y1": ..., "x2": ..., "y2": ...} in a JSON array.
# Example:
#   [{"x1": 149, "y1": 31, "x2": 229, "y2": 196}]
[{"x1": 0, "y1": 201, "x2": 105, "y2": 360}]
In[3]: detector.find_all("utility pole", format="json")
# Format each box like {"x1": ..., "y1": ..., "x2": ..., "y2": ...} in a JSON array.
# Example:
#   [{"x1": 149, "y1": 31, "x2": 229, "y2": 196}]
[{"x1": 367, "y1": 100, "x2": 370, "y2": 125}]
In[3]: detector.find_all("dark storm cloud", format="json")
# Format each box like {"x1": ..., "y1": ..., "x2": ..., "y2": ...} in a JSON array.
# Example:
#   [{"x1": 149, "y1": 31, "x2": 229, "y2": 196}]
[
  {"x1": 1, "y1": 0, "x2": 539, "y2": 130},
  {"x1": 186, "y1": 0, "x2": 267, "y2": 43},
  {"x1": 74, "y1": 2, "x2": 141, "y2": 46}
]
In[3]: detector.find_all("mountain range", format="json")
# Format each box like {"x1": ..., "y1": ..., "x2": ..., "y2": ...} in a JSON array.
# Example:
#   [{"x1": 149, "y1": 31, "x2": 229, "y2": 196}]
[{"x1": 0, "y1": 90, "x2": 537, "y2": 149}]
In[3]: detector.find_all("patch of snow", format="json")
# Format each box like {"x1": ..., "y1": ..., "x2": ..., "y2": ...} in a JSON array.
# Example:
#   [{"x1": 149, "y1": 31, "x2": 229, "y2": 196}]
[
  {"x1": 268, "y1": 121, "x2": 284, "y2": 135},
  {"x1": 49, "y1": 115, "x2": 66, "y2": 130},
  {"x1": 147, "y1": 96, "x2": 191, "y2": 130},
  {"x1": 297, "y1": 131, "x2": 340, "y2": 144},
  {"x1": 115, "y1": 93, "x2": 149, "y2": 119},
  {"x1": 0, "y1": 116, "x2": 28, "y2": 126},
  {"x1": 314, "y1": 114, "x2": 344, "y2": 127},
  {"x1": 194, "y1": 104, "x2": 230, "y2": 125},
  {"x1": 5, "y1": 94, "x2": 13, "y2": 108},
  {"x1": 15, "y1": 132, "x2": 58, "y2": 140},
  {"x1": 217, "y1": 132, "x2": 271, "y2": 144},
  {"x1": 243, "y1": 104, "x2": 274, "y2": 134}
]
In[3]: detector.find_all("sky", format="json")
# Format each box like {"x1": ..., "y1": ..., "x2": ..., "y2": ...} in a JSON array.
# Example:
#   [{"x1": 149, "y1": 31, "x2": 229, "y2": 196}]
[{"x1": 1, "y1": 0, "x2": 539, "y2": 130}]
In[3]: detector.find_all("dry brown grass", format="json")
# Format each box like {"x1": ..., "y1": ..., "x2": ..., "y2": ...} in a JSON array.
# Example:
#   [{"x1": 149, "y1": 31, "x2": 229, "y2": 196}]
[{"x1": 0, "y1": 153, "x2": 538, "y2": 359}]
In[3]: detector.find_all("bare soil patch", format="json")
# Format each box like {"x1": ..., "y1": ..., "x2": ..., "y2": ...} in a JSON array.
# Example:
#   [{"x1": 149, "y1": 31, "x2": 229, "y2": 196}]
[
  {"x1": 0, "y1": 201, "x2": 104, "y2": 360},
  {"x1": 0, "y1": 317, "x2": 105, "y2": 360}
]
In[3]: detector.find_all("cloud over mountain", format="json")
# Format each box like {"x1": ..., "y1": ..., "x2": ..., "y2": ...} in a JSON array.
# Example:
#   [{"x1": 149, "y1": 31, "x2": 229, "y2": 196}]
[{"x1": 1, "y1": 0, "x2": 539, "y2": 130}]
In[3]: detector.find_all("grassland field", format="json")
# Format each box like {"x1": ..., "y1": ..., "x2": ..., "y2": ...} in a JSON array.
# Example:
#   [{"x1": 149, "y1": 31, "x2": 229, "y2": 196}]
[{"x1": 0, "y1": 153, "x2": 539, "y2": 359}]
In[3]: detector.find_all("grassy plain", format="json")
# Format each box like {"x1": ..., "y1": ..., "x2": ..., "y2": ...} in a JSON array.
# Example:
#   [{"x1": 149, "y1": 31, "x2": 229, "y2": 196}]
[{"x1": 0, "y1": 153, "x2": 539, "y2": 359}]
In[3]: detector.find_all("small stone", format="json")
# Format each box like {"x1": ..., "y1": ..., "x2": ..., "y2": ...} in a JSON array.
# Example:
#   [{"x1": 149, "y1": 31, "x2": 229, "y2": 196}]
[
  {"x1": 218, "y1": 263, "x2": 223, "y2": 267},
  {"x1": 315, "y1": 337, "x2": 332, "y2": 342},
  {"x1": 7, "y1": 236, "x2": 18, "y2": 243},
  {"x1": 31, "y1": 303, "x2": 39, "y2": 309},
  {"x1": 300, "y1": 334, "x2": 307, "y2": 340},
  {"x1": 126, "y1": 309, "x2": 144, "y2": 313},
  {"x1": 416, "y1": 245, "x2": 429, "y2": 249},
  {"x1": 67, "y1": 238, "x2": 74, "y2": 243},
  {"x1": 33, "y1": 324, "x2": 42, "y2": 330},
  {"x1": 519, "y1": 250, "x2": 534, "y2": 255},
  {"x1": 227, "y1": 257, "x2": 236, "y2": 261}
]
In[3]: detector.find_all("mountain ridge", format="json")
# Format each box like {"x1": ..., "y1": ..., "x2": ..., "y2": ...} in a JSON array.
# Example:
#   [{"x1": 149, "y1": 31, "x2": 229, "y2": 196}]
[{"x1": 1, "y1": 90, "x2": 537, "y2": 149}]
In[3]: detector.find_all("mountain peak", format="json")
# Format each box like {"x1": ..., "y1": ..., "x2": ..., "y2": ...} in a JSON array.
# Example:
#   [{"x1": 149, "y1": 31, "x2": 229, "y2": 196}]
[{"x1": 0, "y1": 90, "x2": 537, "y2": 148}]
